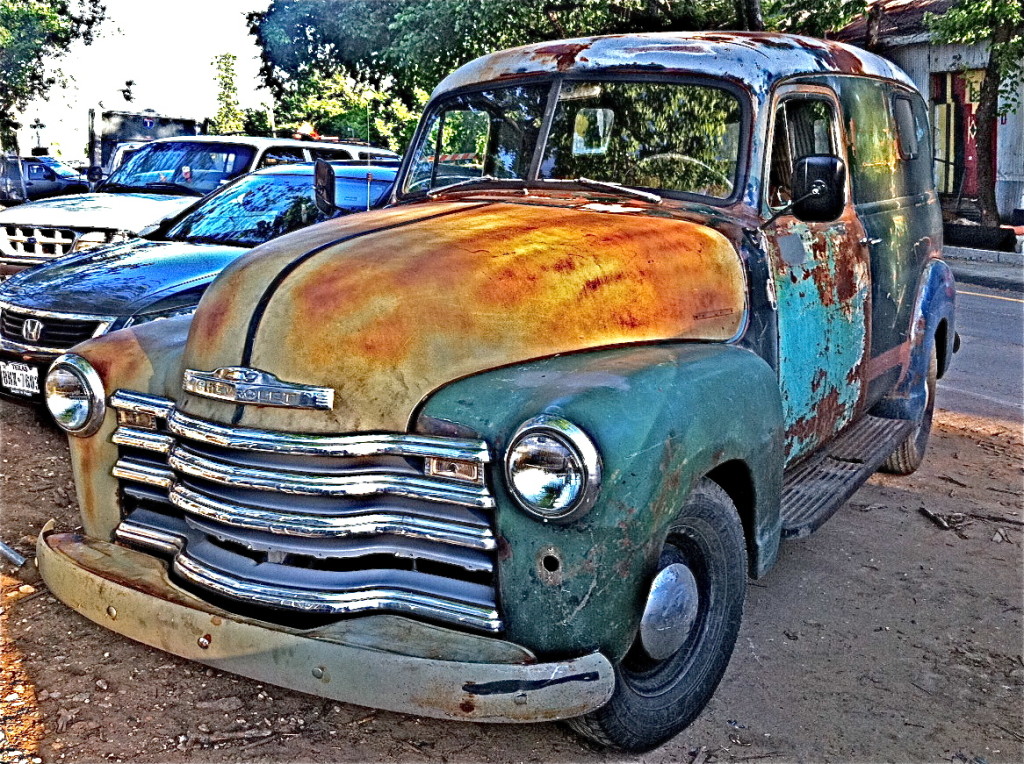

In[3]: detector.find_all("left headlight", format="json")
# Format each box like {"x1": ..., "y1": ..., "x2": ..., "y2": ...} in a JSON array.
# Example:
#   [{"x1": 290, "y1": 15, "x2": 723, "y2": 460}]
[
  {"x1": 125, "y1": 303, "x2": 197, "y2": 327},
  {"x1": 504, "y1": 415, "x2": 602, "y2": 522},
  {"x1": 71, "y1": 230, "x2": 130, "y2": 252},
  {"x1": 45, "y1": 354, "x2": 105, "y2": 436}
]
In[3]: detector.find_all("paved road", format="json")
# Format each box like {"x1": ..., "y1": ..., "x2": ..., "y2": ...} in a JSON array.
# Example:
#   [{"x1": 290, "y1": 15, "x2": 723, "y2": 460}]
[{"x1": 937, "y1": 283, "x2": 1024, "y2": 423}]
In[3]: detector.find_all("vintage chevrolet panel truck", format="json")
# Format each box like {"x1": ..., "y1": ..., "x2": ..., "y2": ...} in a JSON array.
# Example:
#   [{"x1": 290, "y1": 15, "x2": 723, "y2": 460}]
[{"x1": 37, "y1": 33, "x2": 956, "y2": 751}]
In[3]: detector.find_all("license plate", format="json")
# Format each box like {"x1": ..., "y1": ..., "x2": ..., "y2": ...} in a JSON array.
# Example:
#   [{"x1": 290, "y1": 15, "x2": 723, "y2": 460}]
[{"x1": 0, "y1": 360, "x2": 40, "y2": 395}]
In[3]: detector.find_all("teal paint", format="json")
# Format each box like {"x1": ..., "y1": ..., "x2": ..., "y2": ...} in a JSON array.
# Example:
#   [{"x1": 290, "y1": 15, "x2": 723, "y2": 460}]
[{"x1": 415, "y1": 343, "x2": 784, "y2": 661}]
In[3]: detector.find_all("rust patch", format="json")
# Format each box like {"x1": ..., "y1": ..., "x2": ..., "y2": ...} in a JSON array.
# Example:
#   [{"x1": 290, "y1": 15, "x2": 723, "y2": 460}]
[
  {"x1": 459, "y1": 698, "x2": 475, "y2": 714},
  {"x1": 529, "y1": 42, "x2": 591, "y2": 71}
]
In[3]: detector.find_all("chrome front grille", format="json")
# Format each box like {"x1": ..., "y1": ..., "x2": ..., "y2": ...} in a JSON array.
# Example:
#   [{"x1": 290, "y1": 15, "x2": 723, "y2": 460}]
[
  {"x1": 0, "y1": 225, "x2": 77, "y2": 262},
  {"x1": 109, "y1": 390, "x2": 502, "y2": 632},
  {"x1": 0, "y1": 304, "x2": 111, "y2": 351}
]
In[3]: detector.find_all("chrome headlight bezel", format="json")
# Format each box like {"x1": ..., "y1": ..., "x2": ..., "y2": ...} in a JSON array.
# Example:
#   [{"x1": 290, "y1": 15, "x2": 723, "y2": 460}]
[
  {"x1": 504, "y1": 414, "x2": 602, "y2": 522},
  {"x1": 45, "y1": 353, "x2": 106, "y2": 437}
]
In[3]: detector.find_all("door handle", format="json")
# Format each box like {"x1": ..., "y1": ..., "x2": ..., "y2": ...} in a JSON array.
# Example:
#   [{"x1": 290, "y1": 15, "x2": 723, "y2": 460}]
[{"x1": 859, "y1": 237, "x2": 882, "y2": 246}]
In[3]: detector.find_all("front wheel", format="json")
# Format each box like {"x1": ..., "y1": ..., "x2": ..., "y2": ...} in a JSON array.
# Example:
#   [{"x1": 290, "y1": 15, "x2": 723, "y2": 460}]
[{"x1": 565, "y1": 479, "x2": 747, "y2": 752}]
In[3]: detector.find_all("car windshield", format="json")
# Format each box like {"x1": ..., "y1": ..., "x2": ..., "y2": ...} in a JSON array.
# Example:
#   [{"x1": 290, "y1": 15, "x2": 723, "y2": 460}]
[
  {"x1": 38, "y1": 158, "x2": 82, "y2": 179},
  {"x1": 163, "y1": 171, "x2": 393, "y2": 248},
  {"x1": 403, "y1": 79, "x2": 743, "y2": 200},
  {"x1": 100, "y1": 141, "x2": 257, "y2": 195}
]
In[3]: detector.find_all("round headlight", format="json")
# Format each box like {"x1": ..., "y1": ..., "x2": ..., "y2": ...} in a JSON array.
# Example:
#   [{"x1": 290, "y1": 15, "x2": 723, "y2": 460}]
[
  {"x1": 505, "y1": 415, "x2": 601, "y2": 522},
  {"x1": 45, "y1": 354, "x2": 106, "y2": 436}
]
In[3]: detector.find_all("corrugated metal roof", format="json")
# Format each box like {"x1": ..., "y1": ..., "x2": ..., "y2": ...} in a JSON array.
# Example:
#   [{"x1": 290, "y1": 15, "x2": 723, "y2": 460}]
[
  {"x1": 432, "y1": 32, "x2": 917, "y2": 99},
  {"x1": 834, "y1": 0, "x2": 955, "y2": 45}
]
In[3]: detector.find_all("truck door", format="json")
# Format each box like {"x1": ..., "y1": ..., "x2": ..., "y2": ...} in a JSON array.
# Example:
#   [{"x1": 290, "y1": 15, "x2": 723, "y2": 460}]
[{"x1": 763, "y1": 85, "x2": 871, "y2": 463}]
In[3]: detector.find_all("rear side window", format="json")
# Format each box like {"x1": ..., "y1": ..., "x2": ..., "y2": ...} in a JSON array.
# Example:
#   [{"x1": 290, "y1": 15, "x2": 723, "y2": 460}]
[
  {"x1": 258, "y1": 147, "x2": 306, "y2": 168},
  {"x1": 892, "y1": 96, "x2": 919, "y2": 160},
  {"x1": 310, "y1": 147, "x2": 356, "y2": 161}
]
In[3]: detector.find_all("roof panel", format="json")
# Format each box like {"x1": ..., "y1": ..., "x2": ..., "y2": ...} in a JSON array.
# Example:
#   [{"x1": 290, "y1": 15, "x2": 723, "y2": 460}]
[{"x1": 432, "y1": 32, "x2": 917, "y2": 98}]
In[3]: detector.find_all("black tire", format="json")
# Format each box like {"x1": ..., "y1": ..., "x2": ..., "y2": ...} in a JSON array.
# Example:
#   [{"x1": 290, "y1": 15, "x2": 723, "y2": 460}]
[
  {"x1": 565, "y1": 479, "x2": 746, "y2": 752},
  {"x1": 881, "y1": 345, "x2": 938, "y2": 475}
]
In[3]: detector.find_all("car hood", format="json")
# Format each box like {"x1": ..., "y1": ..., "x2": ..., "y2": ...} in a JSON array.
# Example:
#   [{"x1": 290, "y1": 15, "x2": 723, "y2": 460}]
[
  {"x1": 0, "y1": 193, "x2": 197, "y2": 232},
  {"x1": 174, "y1": 197, "x2": 748, "y2": 433},
  {"x1": 0, "y1": 239, "x2": 247, "y2": 317}
]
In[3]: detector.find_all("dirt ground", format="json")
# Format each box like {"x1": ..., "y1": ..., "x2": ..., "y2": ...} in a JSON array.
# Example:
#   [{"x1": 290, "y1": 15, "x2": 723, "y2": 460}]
[{"x1": 2, "y1": 400, "x2": 1021, "y2": 764}]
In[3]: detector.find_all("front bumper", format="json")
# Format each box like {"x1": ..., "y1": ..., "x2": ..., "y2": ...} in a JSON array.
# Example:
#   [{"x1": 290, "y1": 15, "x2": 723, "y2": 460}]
[{"x1": 36, "y1": 523, "x2": 615, "y2": 723}]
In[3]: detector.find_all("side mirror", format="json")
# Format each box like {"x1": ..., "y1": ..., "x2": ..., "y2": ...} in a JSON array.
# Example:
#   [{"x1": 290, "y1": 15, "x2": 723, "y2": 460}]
[
  {"x1": 792, "y1": 155, "x2": 846, "y2": 223},
  {"x1": 87, "y1": 165, "x2": 103, "y2": 184},
  {"x1": 44, "y1": 169, "x2": 57, "y2": 181},
  {"x1": 313, "y1": 159, "x2": 336, "y2": 216}
]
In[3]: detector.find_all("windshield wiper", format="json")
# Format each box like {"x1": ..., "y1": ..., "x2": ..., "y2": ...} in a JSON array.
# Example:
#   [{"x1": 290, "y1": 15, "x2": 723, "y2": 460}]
[
  {"x1": 425, "y1": 175, "x2": 525, "y2": 197},
  {"x1": 143, "y1": 182, "x2": 203, "y2": 196},
  {"x1": 539, "y1": 177, "x2": 662, "y2": 204}
]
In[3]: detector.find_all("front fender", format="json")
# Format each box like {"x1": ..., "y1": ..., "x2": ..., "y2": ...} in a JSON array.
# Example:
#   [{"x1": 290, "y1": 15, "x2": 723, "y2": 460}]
[
  {"x1": 415, "y1": 343, "x2": 784, "y2": 661},
  {"x1": 60, "y1": 315, "x2": 192, "y2": 539}
]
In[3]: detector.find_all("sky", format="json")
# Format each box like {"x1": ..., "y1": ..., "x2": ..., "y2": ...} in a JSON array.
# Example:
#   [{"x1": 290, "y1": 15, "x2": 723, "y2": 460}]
[{"x1": 19, "y1": 0, "x2": 273, "y2": 162}]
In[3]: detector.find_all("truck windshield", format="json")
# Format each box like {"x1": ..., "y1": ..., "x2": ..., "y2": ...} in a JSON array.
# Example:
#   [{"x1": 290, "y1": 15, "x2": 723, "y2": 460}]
[
  {"x1": 403, "y1": 79, "x2": 743, "y2": 200},
  {"x1": 163, "y1": 171, "x2": 392, "y2": 248},
  {"x1": 99, "y1": 141, "x2": 257, "y2": 196}
]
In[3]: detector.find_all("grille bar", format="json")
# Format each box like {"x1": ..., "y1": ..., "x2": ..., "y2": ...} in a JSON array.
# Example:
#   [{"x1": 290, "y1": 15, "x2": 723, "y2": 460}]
[
  {"x1": 168, "y1": 444, "x2": 495, "y2": 508},
  {"x1": 168, "y1": 409, "x2": 490, "y2": 463},
  {"x1": 173, "y1": 552, "x2": 502, "y2": 630},
  {"x1": 169, "y1": 482, "x2": 496, "y2": 550}
]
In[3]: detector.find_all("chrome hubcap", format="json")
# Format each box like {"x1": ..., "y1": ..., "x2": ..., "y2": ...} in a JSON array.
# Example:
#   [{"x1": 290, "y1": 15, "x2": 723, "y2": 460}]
[{"x1": 639, "y1": 562, "x2": 700, "y2": 660}]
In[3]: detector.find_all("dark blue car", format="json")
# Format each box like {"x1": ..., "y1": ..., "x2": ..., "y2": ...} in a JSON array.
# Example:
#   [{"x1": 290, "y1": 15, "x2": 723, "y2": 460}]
[{"x1": 0, "y1": 162, "x2": 396, "y2": 402}]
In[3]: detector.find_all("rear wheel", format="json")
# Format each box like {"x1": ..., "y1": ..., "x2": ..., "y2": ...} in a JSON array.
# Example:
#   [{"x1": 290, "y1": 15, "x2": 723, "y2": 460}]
[
  {"x1": 882, "y1": 345, "x2": 938, "y2": 475},
  {"x1": 565, "y1": 479, "x2": 746, "y2": 752}
]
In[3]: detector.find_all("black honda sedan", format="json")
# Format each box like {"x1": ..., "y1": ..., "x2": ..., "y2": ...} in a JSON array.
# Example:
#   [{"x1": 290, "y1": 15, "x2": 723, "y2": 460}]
[{"x1": 0, "y1": 162, "x2": 396, "y2": 402}]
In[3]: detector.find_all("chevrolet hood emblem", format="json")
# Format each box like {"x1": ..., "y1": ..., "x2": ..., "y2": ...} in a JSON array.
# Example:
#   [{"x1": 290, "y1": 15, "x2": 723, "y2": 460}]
[{"x1": 182, "y1": 367, "x2": 334, "y2": 410}]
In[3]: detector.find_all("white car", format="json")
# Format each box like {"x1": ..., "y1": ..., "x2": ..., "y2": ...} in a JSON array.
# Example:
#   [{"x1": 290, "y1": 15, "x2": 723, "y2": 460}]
[{"x1": 0, "y1": 135, "x2": 399, "y2": 276}]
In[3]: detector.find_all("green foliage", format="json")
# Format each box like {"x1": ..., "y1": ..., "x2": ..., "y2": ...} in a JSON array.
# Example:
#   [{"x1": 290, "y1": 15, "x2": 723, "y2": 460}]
[
  {"x1": 247, "y1": 0, "x2": 739, "y2": 151},
  {"x1": 927, "y1": 0, "x2": 1024, "y2": 115},
  {"x1": 764, "y1": 0, "x2": 867, "y2": 37},
  {"x1": 273, "y1": 72, "x2": 426, "y2": 151},
  {"x1": 0, "y1": 0, "x2": 105, "y2": 151},
  {"x1": 210, "y1": 53, "x2": 245, "y2": 135},
  {"x1": 241, "y1": 107, "x2": 274, "y2": 137}
]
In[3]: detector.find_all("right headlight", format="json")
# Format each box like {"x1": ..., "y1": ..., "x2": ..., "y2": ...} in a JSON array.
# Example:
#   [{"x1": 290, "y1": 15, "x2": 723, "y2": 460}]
[
  {"x1": 45, "y1": 354, "x2": 106, "y2": 436},
  {"x1": 504, "y1": 415, "x2": 602, "y2": 522}
]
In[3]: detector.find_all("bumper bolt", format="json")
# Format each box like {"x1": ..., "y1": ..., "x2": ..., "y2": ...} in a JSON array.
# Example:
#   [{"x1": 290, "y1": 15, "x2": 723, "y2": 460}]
[
  {"x1": 197, "y1": 634, "x2": 212, "y2": 649},
  {"x1": 105, "y1": 606, "x2": 117, "y2": 620},
  {"x1": 514, "y1": 693, "x2": 528, "y2": 706},
  {"x1": 311, "y1": 666, "x2": 325, "y2": 680}
]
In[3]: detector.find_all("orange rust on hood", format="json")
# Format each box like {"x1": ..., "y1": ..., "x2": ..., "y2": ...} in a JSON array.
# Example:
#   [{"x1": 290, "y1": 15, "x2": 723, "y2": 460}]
[{"x1": 192, "y1": 199, "x2": 748, "y2": 434}]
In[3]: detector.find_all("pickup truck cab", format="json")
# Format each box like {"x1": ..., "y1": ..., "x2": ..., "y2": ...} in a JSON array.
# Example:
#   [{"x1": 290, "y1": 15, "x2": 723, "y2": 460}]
[
  {"x1": 38, "y1": 33, "x2": 955, "y2": 752},
  {"x1": 0, "y1": 136, "x2": 399, "y2": 276}
]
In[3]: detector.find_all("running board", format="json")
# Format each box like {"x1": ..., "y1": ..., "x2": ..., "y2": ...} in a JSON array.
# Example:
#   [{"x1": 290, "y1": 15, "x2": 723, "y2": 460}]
[{"x1": 780, "y1": 416, "x2": 913, "y2": 539}]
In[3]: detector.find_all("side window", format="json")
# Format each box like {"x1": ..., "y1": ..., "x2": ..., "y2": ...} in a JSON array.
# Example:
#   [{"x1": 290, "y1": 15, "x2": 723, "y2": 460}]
[
  {"x1": 26, "y1": 164, "x2": 47, "y2": 180},
  {"x1": 258, "y1": 147, "x2": 306, "y2": 169},
  {"x1": 309, "y1": 147, "x2": 355, "y2": 162},
  {"x1": 768, "y1": 97, "x2": 838, "y2": 208},
  {"x1": 891, "y1": 95, "x2": 919, "y2": 160}
]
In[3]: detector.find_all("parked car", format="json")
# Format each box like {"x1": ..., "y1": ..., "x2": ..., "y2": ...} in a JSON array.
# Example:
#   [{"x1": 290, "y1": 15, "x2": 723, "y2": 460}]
[
  {"x1": 0, "y1": 163, "x2": 396, "y2": 402},
  {"x1": 20, "y1": 157, "x2": 90, "y2": 201},
  {"x1": 0, "y1": 136, "x2": 399, "y2": 276},
  {"x1": 38, "y1": 33, "x2": 955, "y2": 753}
]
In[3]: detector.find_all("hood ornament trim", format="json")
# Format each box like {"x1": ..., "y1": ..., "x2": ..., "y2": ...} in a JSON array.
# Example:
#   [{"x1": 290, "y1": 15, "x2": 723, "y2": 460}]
[{"x1": 183, "y1": 367, "x2": 334, "y2": 410}]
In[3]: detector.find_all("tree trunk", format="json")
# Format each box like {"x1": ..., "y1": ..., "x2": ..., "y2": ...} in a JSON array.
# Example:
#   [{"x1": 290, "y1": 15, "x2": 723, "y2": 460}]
[
  {"x1": 974, "y1": 25, "x2": 1011, "y2": 227},
  {"x1": 735, "y1": 0, "x2": 765, "y2": 31}
]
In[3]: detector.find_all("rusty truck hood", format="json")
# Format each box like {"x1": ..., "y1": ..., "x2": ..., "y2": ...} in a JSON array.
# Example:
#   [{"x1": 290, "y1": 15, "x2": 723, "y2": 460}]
[{"x1": 178, "y1": 197, "x2": 747, "y2": 432}]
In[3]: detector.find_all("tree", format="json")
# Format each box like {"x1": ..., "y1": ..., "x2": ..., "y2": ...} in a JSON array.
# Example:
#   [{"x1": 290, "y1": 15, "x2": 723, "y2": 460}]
[
  {"x1": 764, "y1": 0, "x2": 866, "y2": 37},
  {"x1": 929, "y1": 0, "x2": 1024, "y2": 226},
  {"x1": 247, "y1": 0, "x2": 739, "y2": 145},
  {"x1": 0, "y1": 0, "x2": 106, "y2": 152},
  {"x1": 210, "y1": 52, "x2": 245, "y2": 135}
]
